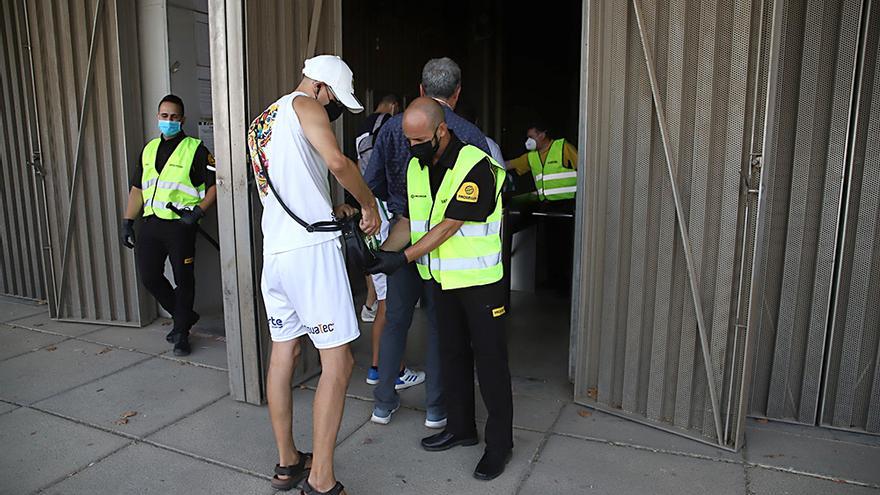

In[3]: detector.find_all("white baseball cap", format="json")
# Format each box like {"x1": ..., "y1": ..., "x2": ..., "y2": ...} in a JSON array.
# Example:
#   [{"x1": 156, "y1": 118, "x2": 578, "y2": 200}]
[{"x1": 303, "y1": 55, "x2": 364, "y2": 113}]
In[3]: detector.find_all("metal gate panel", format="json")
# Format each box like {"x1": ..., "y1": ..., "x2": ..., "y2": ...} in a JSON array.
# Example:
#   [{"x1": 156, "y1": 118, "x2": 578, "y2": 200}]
[
  {"x1": 822, "y1": 0, "x2": 880, "y2": 434},
  {"x1": 574, "y1": 0, "x2": 761, "y2": 449},
  {"x1": 0, "y1": 0, "x2": 46, "y2": 302},
  {"x1": 749, "y1": 0, "x2": 864, "y2": 425},
  {"x1": 25, "y1": 0, "x2": 149, "y2": 324}
]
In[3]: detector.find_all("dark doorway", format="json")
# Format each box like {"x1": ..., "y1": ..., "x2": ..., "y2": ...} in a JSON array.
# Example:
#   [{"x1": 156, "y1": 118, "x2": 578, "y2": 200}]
[{"x1": 340, "y1": 0, "x2": 584, "y2": 390}]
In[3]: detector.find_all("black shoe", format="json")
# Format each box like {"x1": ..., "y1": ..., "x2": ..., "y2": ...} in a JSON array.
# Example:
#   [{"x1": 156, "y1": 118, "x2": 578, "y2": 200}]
[
  {"x1": 173, "y1": 335, "x2": 191, "y2": 356},
  {"x1": 166, "y1": 311, "x2": 199, "y2": 343},
  {"x1": 420, "y1": 430, "x2": 478, "y2": 452},
  {"x1": 473, "y1": 449, "x2": 512, "y2": 481}
]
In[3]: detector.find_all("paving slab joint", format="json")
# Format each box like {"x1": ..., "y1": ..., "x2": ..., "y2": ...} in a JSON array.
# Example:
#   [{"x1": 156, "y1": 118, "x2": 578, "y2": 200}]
[
  {"x1": 551, "y1": 430, "x2": 743, "y2": 464},
  {"x1": 743, "y1": 462, "x2": 880, "y2": 490},
  {"x1": 512, "y1": 400, "x2": 567, "y2": 495},
  {"x1": 743, "y1": 454, "x2": 755, "y2": 495},
  {"x1": 31, "y1": 441, "x2": 136, "y2": 495},
  {"x1": 552, "y1": 429, "x2": 880, "y2": 490},
  {"x1": 20, "y1": 354, "x2": 155, "y2": 407},
  {"x1": 154, "y1": 353, "x2": 229, "y2": 372},
  {"x1": 140, "y1": 393, "x2": 231, "y2": 439},
  {"x1": 23, "y1": 397, "x2": 272, "y2": 485},
  {"x1": 52, "y1": 332, "x2": 230, "y2": 373},
  {"x1": 0, "y1": 335, "x2": 75, "y2": 364}
]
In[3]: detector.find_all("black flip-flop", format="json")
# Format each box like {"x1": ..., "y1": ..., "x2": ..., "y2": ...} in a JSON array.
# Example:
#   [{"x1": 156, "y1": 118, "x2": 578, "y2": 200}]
[
  {"x1": 271, "y1": 451, "x2": 312, "y2": 491},
  {"x1": 300, "y1": 479, "x2": 345, "y2": 495}
]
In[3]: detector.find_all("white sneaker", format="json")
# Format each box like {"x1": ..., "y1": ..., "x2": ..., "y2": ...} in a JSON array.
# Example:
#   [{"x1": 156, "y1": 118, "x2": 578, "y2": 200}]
[
  {"x1": 360, "y1": 301, "x2": 378, "y2": 322},
  {"x1": 395, "y1": 367, "x2": 426, "y2": 390},
  {"x1": 370, "y1": 405, "x2": 399, "y2": 425}
]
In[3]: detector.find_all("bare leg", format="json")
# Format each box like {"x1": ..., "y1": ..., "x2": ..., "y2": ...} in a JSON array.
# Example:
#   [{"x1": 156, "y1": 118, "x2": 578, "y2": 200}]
[
  {"x1": 364, "y1": 275, "x2": 377, "y2": 308},
  {"x1": 267, "y1": 338, "x2": 308, "y2": 476},
  {"x1": 308, "y1": 343, "x2": 354, "y2": 492},
  {"x1": 371, "y1": 300, "x2": 386, "y2": 368}
]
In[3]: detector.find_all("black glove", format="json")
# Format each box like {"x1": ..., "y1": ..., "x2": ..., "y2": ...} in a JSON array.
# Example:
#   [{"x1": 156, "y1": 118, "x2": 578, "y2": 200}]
[
  {"x1": 179, "y1": 205, "x2": 205, "y2": 226},
  {"x1": 365, "y1": 250, "x2": 408, "y2": 275},
  {"x1": 120, "y1": 219, "x2": 136, "y2": 249}
]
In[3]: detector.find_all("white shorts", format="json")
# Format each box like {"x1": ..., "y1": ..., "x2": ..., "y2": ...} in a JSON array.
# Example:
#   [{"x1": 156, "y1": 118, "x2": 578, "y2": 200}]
[
  {"x1": 261, "y1": 238, "x2": 360, "y2": 348},
  {"x1": 369, "y1": 199, "x2": 393, "y2": 301},
  {"x1": 371, "y1": 272, "x2": 387, "y2": 301}
]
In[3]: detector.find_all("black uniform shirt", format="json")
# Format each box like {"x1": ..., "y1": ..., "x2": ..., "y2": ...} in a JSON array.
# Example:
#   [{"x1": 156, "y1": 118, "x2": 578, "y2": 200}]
[
  {"x1": 406, "y1": 130, "x2": 498, "y2": 223},
  {"x1": 130, "y1": 132, "x2": 216, "y2": 189}
]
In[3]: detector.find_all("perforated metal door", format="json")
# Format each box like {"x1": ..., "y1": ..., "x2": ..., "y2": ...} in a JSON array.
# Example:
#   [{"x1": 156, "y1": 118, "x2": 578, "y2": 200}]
[
  {"x1": 748, "y1": 0, "x2": 864, "y2": 426},
  {"x1": 821, "y1": 0, "x2": 880, "y2": 435},
  {"x1": 573, "y1": 0, "x2": 768, "y2": 450},
  {"x1": 746, "y1": 0, "x2": 880, "y2": 436}
]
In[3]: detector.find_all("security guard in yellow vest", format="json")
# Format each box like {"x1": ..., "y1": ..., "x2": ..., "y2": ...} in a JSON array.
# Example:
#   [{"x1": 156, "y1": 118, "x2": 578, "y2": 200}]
[
  {"x1": 367, "y1": 98, "x2": 513, "y2": 481},
  {"x1": 120, "y1": 95, "x2": 217, "y2": 356},
  {"x1": 506, "y1": 122, "x2": 578, "y2": 203}
]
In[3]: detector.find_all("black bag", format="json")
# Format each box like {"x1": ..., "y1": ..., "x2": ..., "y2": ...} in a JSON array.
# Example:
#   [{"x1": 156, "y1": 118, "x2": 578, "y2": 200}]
[
  {"x1": 339, "y1": 213, "x2": 377, "y2": 269},
  {"x1": 263, "y1": 168, "x2": 376, "y2": 268}
]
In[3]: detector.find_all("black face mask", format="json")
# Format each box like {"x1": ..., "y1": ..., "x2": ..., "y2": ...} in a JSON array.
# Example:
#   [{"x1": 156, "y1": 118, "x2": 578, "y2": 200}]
[
  {"x1": 325, "y1": 99, "x2": 344, "y2": 122},
  {"x1": 316, "y1": 84, "x2": 344, "y2": 122},
  {"x1": 409, "y1": 128, "x2": 440, "y2": 167}
]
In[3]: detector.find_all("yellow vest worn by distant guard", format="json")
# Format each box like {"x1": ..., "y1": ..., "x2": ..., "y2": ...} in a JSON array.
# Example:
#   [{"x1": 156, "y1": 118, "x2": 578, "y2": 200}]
[
  {"x1": 141, "y1": 136, "x2": 205, "y2": 220},
  {"x1": 527, "y1": 138, "x2": 577, "y2": 201}
]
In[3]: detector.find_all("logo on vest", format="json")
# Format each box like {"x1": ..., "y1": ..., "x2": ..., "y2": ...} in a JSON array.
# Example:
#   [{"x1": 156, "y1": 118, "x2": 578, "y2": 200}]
[
  {"x1": 492, "y1": 306, "x2": 506, "y2": 317},
  {"x1": 456, "y1": 182, "x2": 479, "y2": 203},
  {"x1": 410, "y1": 193, "x2": 427, "y2": 199}
]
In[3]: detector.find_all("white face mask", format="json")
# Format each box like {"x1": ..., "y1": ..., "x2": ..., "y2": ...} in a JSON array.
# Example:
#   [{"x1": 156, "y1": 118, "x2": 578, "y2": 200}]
[{"x1": 525, "y1": 137, "x2": 537, "y2": 151}]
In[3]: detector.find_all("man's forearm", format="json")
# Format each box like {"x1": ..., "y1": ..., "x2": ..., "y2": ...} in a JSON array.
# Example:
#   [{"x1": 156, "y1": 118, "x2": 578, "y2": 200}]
[
  {"x1": 124, "y1": 188, "x2": 143, "y2": 220},
  {"x1": 331, "y1": 158, "x2": 375, "y2": 208},
  {"x1": 198, "y1": 185, "x2": 217, "y2": 211},
  {"x1": 403, "y1": 218, "x2": 463, "y2": 263}
]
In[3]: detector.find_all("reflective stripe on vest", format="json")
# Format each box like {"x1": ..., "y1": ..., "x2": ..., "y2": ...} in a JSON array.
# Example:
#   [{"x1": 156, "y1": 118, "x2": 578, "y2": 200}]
[
  {"x1": 409, "y1": 219, "x2": 501, "y2": 237},
  {"x1": 141, "y1": 137, "x2": 205, "y2": 220},
  {"x1": 407, "y1": 145, "x2": 506, "y2": 290},
  {"x1": 527, "y1": 139, "x2": 577, "y2": 201}
]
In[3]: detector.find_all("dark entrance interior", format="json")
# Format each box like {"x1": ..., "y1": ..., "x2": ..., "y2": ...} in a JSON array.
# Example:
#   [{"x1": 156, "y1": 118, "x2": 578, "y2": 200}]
[
  {"x1": 341, "y1": 0, "x2": 582, "y2": 162},
  {"x1": 339, "y1": 0, "x2": 584, "y2": 391}
]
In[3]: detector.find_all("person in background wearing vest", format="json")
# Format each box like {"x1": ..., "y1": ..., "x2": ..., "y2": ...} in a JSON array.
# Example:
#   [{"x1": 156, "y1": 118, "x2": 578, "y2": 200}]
[
  {"x1": 505, "y1": 121, "x2": 578, "y2": 206},
  {"x1": 505, "y1": 121, "x2": 578, "y2": 294},
  {"x1": 367, "y1": 98, "x2": 514, "y2": 481},
  {"x1": 119, "y1": 94, "x2": 216, "y2": 357},
  {"x1": 355, "y1": 95, "x2": 427, "y2": 390}
]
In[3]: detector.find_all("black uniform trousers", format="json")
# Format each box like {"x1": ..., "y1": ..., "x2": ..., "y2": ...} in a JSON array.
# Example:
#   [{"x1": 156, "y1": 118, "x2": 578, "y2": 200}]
[
  {"x1": 430, "y1": 279, "x2": 514, "y2": 453},
  {"x1": 135, "y1": 216, "x2": 197, "y2": 333}
]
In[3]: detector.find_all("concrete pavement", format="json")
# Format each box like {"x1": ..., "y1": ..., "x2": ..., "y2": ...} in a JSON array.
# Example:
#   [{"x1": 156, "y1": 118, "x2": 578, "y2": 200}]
[{"x1": 1, "y1": 295, "x2": 878, "y2": 494}]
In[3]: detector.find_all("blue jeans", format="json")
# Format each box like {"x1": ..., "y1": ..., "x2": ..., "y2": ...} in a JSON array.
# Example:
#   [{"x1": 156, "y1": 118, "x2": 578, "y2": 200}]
[{"x1": 373, "y1": 262, "x2": 445, "y2": 418}]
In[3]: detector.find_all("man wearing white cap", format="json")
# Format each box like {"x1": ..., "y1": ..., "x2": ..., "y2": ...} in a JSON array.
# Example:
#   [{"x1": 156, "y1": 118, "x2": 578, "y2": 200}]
[{"x1": 248, "y1": 54, "x2": 379, "y2": 495}]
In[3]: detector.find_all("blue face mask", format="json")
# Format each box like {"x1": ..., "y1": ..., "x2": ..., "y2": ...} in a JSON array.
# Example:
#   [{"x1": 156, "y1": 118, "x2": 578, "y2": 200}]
[{"x1": 158, "y1": 120, "x2": 181, "y2": 137}]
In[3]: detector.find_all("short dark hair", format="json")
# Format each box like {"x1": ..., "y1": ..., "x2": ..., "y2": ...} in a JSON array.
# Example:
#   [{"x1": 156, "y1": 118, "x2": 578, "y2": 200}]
[
  {"x1": 158, "y1": 94, "x2": 185, "y2": 115},
  {"x1": 527, "y1": 119, "x2": 552, "y2": 138},
  {"x1": 377, "y1": 94, "x2": 400, "y2": 109}
]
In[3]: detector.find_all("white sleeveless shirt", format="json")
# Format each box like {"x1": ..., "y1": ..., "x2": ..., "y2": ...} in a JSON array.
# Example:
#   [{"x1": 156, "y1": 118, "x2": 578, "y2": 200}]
[{"x1": 256, "y1": 91, "x2": 340, "y2": 254}]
